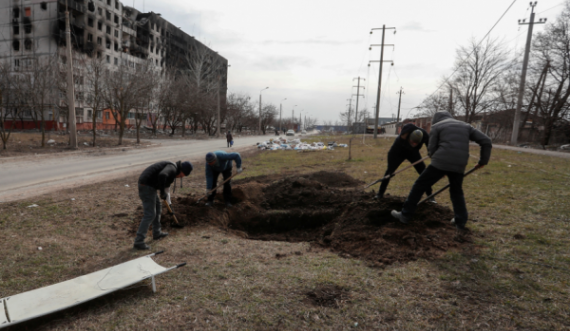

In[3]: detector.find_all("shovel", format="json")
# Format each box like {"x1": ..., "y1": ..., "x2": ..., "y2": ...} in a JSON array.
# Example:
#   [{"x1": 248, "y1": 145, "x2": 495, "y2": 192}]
[
  {"x1": 163, "y1": 200, "x2": 184, "y2": 228},
  {"x1": 364, "y1": 156, "x2": 430, "y2": 189},
  {"x1": 196, "y1": 168, "x2": 246, "y2": 204},
  {"x1": 417, "y1": 166, "x2": 479, "y2": 205}
]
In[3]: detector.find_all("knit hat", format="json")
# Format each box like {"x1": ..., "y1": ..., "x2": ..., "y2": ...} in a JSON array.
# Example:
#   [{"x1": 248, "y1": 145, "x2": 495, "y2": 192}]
[
  {"x1": 410, "y1": 129, "x2": 423, "y2": 144},
  {"x1": 205, "y1": 152, "x2": 217, "y2": 164},
  {"x1": 180, "y1": 161, "x2": 193, "y2": 176}
]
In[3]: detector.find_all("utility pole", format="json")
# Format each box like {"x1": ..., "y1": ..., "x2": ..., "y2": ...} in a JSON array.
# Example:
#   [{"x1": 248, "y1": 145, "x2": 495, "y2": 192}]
[
  {"x1": 448, "y1": 86, "x2": 453, "y2": 116},
  {"x1": 511, "y1": 2, "x2": 545, "y2": 145},
  {"x1": 352, "y1": 77, "x2": 365, "y2": 126},
  {"x1": 65, "y1": 0, "x2": 77, "y2": 148},
  {"x1": 396, "y1": 87, "x2": 404, "y2": 124},
  {"x1": 346, "y1": 98, "x2": 353, "y2": 130},
  {"x1": 370, "y1": 25, "x2": 396, "y2": 139},
  {"x1": 259, "y1": 87, "x2": 268, "y2": 134},
  {"x1": 280, "y1": 98, "x2": 286, "y2": 132}
]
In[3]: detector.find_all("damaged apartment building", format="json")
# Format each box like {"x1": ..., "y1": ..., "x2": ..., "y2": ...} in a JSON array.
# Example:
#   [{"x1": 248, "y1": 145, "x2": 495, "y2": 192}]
[{"x1": 0, "y1": 0, "x2": 228, "y2": 130}]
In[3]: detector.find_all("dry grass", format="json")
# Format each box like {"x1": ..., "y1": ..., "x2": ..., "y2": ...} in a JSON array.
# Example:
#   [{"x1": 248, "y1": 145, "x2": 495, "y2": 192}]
[{"x1": 0, "y1": 135, "x2": 569, "y2": 330}]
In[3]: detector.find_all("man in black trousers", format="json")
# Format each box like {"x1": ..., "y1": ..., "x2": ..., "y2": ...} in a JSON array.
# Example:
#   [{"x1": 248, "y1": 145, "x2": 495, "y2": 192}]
[{"x1": 376, "y1": 123, "x2": 434, "y2": 202}]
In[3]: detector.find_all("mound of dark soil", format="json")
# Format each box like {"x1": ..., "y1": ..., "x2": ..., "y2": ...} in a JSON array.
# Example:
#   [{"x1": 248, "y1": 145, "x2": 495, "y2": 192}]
[{"x1": 132, "y1": 171, "x2": 471, "y2": 266}]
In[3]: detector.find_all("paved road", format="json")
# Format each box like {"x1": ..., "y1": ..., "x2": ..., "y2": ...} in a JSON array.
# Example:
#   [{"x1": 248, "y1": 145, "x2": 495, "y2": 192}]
[{"x1": 0, "y1": 135, "x2": 268, "y2": 202}]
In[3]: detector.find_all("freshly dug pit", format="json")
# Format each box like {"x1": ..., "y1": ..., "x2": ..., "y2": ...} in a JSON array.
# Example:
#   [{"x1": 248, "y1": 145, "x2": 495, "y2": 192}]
[{"x1": 133, "y1": 171, "x2": 471, "y2": 265}]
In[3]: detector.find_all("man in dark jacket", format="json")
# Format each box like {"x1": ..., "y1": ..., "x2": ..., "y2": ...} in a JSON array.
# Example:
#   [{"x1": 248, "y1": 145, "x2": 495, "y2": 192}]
[
  {"x1": 376, "y1": 123, "x2": 434, "y2": 201},
  {"x1": 134, "y1": 160, "x2": 193, "y2": 250},
  {"x1": 391, "y1": 111, "x2": 492, "y2": 231},
  {"x1": 226, "y1": 131, "x2": 233, "y2": 148},
  {"x1": 205, "y1": 151, "x2": 242, "y2": 207}
]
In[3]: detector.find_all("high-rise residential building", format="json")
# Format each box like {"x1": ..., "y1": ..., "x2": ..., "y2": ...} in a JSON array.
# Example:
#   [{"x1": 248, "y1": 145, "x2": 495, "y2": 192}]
[{"x1": 0, "y1": 0, "x2": 228, "y2": 130}]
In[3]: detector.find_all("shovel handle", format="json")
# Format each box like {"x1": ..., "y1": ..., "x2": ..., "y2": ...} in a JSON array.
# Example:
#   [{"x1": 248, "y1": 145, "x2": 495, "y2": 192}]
[
  {"x1": 417, "y1": 166, "x2": 479, "y2": 205},
  {"x1": 196, "y1": 168, "x2": 245, "y2": 203},
  {"x1": 163, "y1": 200, "x2": 180, "y2": 224},
  {"x1": 364, "y1": 156, "x2": 430, "y2": 189}
]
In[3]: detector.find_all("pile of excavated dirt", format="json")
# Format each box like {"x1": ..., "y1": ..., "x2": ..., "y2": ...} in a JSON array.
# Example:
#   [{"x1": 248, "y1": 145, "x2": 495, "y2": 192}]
[{"x1": 132, "y1": 171, "x2": 470, "y2": 265}]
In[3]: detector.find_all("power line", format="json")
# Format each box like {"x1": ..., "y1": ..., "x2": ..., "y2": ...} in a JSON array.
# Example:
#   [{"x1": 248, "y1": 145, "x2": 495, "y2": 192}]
[{"x1": 411, "y1": 0, "x2": 519, "y2": 118}]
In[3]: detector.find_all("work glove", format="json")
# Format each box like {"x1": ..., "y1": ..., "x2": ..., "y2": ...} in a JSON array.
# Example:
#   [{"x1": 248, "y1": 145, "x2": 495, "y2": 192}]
[
  {"x1": 160, "y1": 191, "x2": 167, "y2": 200},
  {"x1": 237, "y1": 167, "x2": 243, "y2": 174}
]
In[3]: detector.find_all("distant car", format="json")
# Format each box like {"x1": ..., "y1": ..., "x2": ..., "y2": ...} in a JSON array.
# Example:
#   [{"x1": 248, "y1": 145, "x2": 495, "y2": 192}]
[
  {"x1": 301, "y1": 130, "x2": 307, "y2": 134},
  {"x1": 286, "y1": 130, "x2": 295, "y2": 136}
]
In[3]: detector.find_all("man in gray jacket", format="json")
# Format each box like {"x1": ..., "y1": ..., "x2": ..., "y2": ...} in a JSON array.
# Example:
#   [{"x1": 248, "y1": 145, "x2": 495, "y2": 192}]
[{"x1": 391, "y1": 111, "x2": 492, "y2": 230}]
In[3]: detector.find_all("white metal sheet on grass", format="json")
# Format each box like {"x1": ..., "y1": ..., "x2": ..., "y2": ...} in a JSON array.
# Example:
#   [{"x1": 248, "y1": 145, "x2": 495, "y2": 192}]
[{"x1": 0, "y1": 253, "x2": 182, "y2": 329}]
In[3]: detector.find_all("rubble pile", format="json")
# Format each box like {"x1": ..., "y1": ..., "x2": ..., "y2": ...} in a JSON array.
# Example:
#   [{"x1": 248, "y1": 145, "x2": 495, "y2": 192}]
[{"x1": 257, "y1": 137, "x2": 348, "y2": 151}]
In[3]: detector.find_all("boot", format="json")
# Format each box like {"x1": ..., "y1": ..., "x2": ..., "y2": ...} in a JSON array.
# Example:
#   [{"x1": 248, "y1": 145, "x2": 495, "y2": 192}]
[
  {"x1": 391, "y1": 210, "x2": 409, "y2": 224},
  {"x1": 133, "y1": 243, "x2": 150, "y2": 250},
  {"x1": 153, "y1": 232, "x2": 169, "y2": 240}
]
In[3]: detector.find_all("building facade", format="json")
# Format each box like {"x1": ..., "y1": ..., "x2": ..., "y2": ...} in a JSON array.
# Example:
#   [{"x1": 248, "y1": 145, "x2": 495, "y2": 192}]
[{"x1": 0, "y1": 0, "x2": 227, "y2": 130}]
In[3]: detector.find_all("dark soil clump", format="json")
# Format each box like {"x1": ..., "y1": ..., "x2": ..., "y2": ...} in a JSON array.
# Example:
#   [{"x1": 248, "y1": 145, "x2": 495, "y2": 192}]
[
  {"x1": 133, "y1": 171, "x2": 471, "y2": 266},
  {"x1": 305, "y1": 285, "x2": 350, "y2": 308}
]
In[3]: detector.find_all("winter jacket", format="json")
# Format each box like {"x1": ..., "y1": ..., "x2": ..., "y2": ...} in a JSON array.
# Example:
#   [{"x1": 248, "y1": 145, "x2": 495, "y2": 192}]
[
  {"x1": 206, "y1": 151, "x2": 242, "y2": 189},
  {"x1": 391, "y1": 123, "x2": 429, "y2": 153},
  {"x1": 428, "y1": 112, "x2": 492, "y2": 174},
  {"x1": 226, "y1": 132, "x2": 233, "y2": 142},
  {"x1": 138, "y1": 161, "x2": 182, "y2": 196}
]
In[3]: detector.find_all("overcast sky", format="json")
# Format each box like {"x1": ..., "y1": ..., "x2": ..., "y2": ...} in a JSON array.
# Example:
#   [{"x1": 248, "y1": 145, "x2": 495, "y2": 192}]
[{"x1": 139, "y1": 0, "x2": 565, "y2": 123}]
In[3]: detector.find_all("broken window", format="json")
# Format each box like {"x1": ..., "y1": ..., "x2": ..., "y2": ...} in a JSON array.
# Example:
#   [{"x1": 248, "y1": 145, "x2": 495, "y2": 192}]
[
  {"x1": 114, "y1": 57, "x2": 118, "y2": 65},
  {"x1": 97, "y1": 51, "x2": 101, "y2": 59},
  {"x1": 87, "y1": 33, "x2": 93, "y2": 42},
  {"x1": 24, "y1": 38, "x2": 32, "y2": 50},
  {"x1": 115, "y1": 1, "x2": 119, "y2": 9},
  {"x1": 13, "y1": 40, "x2": 20, "y2": 51},
  {"x1": 114, "y1": 42, "x2": 118, "y2": 51},
  {"x1": 13, "y1": 26, "x2": 19, "y2": 35},
  {"x1": 88, "y1": 1, "x2": 95, "y2": 12},
  {"x1": 114, "y1": 15, "x2": 118, "y2": 24},
  {"x1": 106, "y1": 11, "x2": 110, "y2": 20},
  {"x1": 150, "y1": 46, "x2": 153, "y2": 52},
  {"x1": 23, "y1": 18, "x2": 32, "y2": 33},
  {"x1": 106, "y1": 25, "x2": 111, "y2": 34},
  {"x1": 114, "y1": 30, "x2": 118, "y2": 37},
  {"x1": 107, "y1": 0, "x2": 111, "y2": 6},
  {"x1": 88, "y1": 17, "x2": 94, "y2": 27},
  {"x1": 97, "y1": 22, "x2": 102, "y2": 30},
  {"x1": 97, "y1": 36, "x2": 102, "y2": 45},
  {"x1": 24, "y1": 7, "x2": 31, "y2": 17},
  {"x1": 41, "y1": 2, "x2": 47, "y2": 10},
  {"x1": 106, "y1": 55, "x2": 110, "y2": 63},
  {"x1": 98, "y1": 8, "x2": 102, "y2": 15},
  {"x1": 13, "y1": 7, "x2": 20, "y2": 18},
  {"x1": 106, "y1": 38, "x2": 110, "y2": 49}
]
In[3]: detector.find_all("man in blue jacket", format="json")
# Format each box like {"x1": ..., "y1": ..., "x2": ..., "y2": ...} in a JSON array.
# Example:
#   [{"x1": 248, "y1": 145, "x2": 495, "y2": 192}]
[
  {"x1": 134, "y1": 160, "x2": 193, "y2": 250},
  {"x1": 391, "y1": 111, "x2": 492, "y2": 232},
  {"x1": 376, "y1": 123, "x2": 434, "y2": 201},
  {"x1": 205, "y1": 151, "x2": 242, "y2": 207}
]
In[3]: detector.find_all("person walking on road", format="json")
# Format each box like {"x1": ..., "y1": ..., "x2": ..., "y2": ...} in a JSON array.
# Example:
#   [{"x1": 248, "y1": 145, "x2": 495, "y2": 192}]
[
  {"x1": 376, "y1": 123, "x2": 434, "y2": 201},
  {"x1": 134, "y1": 160, "x2": 193, "y2": 250},
  {"x1": 226, "y1": 131, "x2": 233, "y2": 148},
  {"x1": 391, "y1": 111, "x2": 492, "y2": 233},
  {"x1": 205, "y1": 151, "x2": 242, "y2": 208}
]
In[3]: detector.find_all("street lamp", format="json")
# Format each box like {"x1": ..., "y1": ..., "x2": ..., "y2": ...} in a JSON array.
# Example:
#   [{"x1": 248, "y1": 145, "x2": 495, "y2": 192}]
[
  {"x1": 291, "y1": 105, "x2": 297, "y2": 129},
  {"x1": 280, "y1": 98, "x2": 286, "y2": 133},
  {"x1": 259, "y1": 87, "x2": 269, "y2": 134}
]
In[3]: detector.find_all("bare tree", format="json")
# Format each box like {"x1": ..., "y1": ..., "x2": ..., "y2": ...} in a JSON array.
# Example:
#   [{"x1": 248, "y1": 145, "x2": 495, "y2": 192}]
[
  {"x1": 103, "y1": 63, "x2": 154, "y2": 145},
  {"x1": 260, "y1": 104, "x2": 277, "y2": 134},
  {"x1": 530, "y1": 1, "x2": 570, "y2": 145},
  {"x1": 84, "y1": 56, "x2": 106, "y2": 146},
  {"x1": 0, "y1": 62, "x2": 18, "y2": 150},
  {"x1": 449, "y1": 38, "x2": 511, "y2": 123}
]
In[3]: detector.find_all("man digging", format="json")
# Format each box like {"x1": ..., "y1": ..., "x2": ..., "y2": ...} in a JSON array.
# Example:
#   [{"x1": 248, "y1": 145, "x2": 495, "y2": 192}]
[
  {"x1": 376, "y1": 123, "x2": 434, "y2": 202},
  {"x1": 391, "y1": 111, "x2": 492, "y2": 234},
  {"x1": 134, "y1": 160, "x2": 193, "y2": 250},
  {"x1": 205, "y1": 151, "x2": 242, "y2": 207}
]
